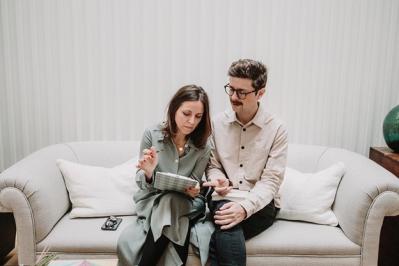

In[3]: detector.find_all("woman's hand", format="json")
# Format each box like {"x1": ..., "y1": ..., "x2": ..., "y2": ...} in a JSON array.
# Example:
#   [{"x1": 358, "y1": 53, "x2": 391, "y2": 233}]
[
  {"x1": 185, "y1": 182, "x2": 200, "y2": 198},
  {"x1": 136, "y1": 146, "x2": 158, "y2": 181}
]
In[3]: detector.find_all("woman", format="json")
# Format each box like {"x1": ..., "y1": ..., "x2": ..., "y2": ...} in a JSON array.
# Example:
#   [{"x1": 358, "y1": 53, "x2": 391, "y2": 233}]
[{"x1": 117, "y1": 85, "x2": 212, "y2": 266}]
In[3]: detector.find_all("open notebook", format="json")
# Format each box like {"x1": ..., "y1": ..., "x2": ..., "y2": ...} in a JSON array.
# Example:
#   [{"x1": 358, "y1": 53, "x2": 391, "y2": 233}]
[{"x1": 154, "y1": 172, "x2": 198, "y2": 193}]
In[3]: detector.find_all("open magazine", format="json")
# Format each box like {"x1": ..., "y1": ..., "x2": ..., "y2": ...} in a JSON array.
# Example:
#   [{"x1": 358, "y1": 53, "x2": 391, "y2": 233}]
[
  {"x1": 211, "y1": 189, "x2": 250, "y2": 202},
  {"x1": 154, "y1": 172, "x2": 198, "y2": 193}
]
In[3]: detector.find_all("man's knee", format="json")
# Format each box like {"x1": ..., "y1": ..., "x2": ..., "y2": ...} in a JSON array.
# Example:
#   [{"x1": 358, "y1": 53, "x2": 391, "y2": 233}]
[
  {"x1": 211, "y1": 226, "x2": 246, "y2": 265},
  {"x1": 210, "y1": 200, "x2": 230, "y2": 214},
  {"x1": 214, "y1": 224, "x2": 245, "y2": 243}
]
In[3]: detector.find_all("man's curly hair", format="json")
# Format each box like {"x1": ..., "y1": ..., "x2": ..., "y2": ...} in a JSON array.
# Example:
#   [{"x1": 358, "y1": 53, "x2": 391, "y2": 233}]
[{"x1": 228, "y1": 59, "x2": 268, "y2": 91}]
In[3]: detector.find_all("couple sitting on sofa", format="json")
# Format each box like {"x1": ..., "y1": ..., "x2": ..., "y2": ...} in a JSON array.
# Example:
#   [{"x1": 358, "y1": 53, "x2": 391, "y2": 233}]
[{"x1": 117, "y1": 59, "x2": 287, "y2": 266}]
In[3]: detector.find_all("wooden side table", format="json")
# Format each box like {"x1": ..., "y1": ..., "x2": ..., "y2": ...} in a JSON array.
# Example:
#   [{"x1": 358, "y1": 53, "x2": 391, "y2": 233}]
[
  {"x1": 370, "y1": 147, "x2": 399, "y2": 176},
  {"x1": 369, "y1": 147, "x2": 399, "y2": 266}
]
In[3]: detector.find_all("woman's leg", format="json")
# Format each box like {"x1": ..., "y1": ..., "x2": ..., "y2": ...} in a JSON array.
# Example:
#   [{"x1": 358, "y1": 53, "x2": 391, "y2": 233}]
[
  {"x1": 139, "y1": 228, "x2": 169, "y2": 266},
  {"x1": 172, "y1": 226, "x2": 191, "y2": 265}
]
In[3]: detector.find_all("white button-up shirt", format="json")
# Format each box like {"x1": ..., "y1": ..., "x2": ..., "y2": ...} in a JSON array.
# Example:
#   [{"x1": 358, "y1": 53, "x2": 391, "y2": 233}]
[{"x1": 206, "y1": 103, "x2": 288, "y2": 218}]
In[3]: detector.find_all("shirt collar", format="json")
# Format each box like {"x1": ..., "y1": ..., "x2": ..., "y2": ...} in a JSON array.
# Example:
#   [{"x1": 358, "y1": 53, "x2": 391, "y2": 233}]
[
  {"x1": 156, "y1": 125, "x2": 198, "y2": 151},
  {"x1": 156, "y1": 123, "x2": 167, "y2": 141},
  {"x1": 224, "y1": 102, "x2": 272, "y2": 128},
  {"x1": 186, "y1": 138, "x2": 198, "y2": 151}
]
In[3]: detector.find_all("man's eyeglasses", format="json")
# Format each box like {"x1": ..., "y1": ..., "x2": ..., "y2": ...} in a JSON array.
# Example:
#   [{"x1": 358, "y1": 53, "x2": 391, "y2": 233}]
[{"x1": 224, "y1": 84, "x2": 257, "y2": 100}]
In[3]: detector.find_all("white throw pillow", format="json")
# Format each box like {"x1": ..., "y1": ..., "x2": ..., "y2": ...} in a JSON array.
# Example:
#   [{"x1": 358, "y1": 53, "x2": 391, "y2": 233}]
[
  {"x1": 56, "y1": 157, "x2": 139, "y2": 218},
  {"x1": 277, "y1": 162, "x2": 345, "y2": 226}
]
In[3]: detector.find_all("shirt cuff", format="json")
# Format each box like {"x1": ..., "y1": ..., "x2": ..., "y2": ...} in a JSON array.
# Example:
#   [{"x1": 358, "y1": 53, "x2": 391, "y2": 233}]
[
  {"x1": 137, "y1": 170, "x2": 155, "y2": 189},
  {"x1": 239, "y1": 200, "x2": 255, "y2": 219}
]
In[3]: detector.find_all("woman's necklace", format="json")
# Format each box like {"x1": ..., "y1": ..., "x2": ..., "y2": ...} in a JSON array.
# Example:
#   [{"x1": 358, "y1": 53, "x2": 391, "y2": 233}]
[
  {"x1": 176, "y1": 143, "x2": 188, "y2": 153},
  {"x1": 174, "y1": 138, "x2": 188, "y2": 156}
]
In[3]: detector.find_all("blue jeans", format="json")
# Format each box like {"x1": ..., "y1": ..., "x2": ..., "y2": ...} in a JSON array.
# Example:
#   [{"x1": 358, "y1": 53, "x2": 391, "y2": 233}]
[{"x1": 208, "y1": 200, "x2": 278, "y2": 266}]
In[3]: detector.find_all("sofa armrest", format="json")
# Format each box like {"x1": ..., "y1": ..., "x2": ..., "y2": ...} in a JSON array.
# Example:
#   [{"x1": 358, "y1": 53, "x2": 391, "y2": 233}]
[
  {"x1": 0, "y1": 144, "x2": 77, "y2": 265},
  {"x1": 0, "y1": 204, "x2": 10, "y2": 212},
  {"x1": 319, "y1": 148, "x2": 399, "y2": 266}
]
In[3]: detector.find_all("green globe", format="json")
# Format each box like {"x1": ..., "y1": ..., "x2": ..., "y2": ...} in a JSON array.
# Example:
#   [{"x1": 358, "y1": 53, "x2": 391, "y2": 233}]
[{"x1": 383, "y1": 105, "x2": 399, "y2": 152}]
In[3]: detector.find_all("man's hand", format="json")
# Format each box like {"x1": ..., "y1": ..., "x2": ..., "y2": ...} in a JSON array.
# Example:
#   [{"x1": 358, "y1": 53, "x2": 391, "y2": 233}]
[
  {"x1": 203, "y1": 177, "x2": 233, "y2": 196},
  {"x1": 214, "y1": 201, "x2": 247, "y2": 230}
]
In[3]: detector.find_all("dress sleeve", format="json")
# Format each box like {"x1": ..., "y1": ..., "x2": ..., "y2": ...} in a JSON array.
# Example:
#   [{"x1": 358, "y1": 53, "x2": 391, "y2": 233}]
[{"x1": 136, "y1": 128, "x2": 155, "y2": 190}]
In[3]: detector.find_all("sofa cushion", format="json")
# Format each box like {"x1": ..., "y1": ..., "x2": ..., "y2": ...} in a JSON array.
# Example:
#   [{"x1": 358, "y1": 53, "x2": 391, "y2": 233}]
[
  {"x1": 246, "y1": 220, "x2": 360, "y2": 256},
  {"x1": 37, "y1": 216, "x2": 360, "y2": 258},
  {"x1": 277, "y1": 162, "x2": 345, "y2": 226},
  {"x1": 57, "y1": 158, "x2": 138, "y2": 218},
  {"x1": 37, "y1": 214, "x2": 138, "y2": 253}
]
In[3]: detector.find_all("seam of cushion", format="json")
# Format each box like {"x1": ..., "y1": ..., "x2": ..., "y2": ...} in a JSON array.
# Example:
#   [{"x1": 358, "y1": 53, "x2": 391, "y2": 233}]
[
  {"x1": 247, "y1": 250, "x2": 360, "y2": 256},
  {"x1": 63, "y1": 143, "x2": 80, "y2": 162},
  {"x1": 1, "y1": 187, "x2": 37, "y2": 259},
  {"x1": 35, "y1": 251, "x2": 117, "y2": 255},
  {"x1": 361, "y1": 190, "x2": 393, "y2": 265},
  {"x1": 246, "y1": 254, "x2": 361, "y2": 258},
  {"x1": 34, "y1": 253, "x2": 361, "y2": 258}
]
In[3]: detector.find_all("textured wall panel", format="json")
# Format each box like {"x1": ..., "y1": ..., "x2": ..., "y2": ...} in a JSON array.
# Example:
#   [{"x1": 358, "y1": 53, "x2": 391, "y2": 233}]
[{"x1": 0, "y1": 0, "x2": 398, "y2": 171}]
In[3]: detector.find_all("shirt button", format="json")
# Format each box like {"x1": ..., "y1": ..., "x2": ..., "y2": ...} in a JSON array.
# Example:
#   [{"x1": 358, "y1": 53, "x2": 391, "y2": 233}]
[
  {"x1": 241, "y1": 146, "x2": 244, "y2": 149},
  {"x1": 239, "y1": 180, "x2": 243, "y2": 184},
  {"x1": 243, "y1": 128, "x2": 246, "y2": 131},
  {"x1": 240, "y1": 164, "x2": 243, "y2": 167},
  {"x1": 175, "y1": 159, "x2": 178, "y2": 163}
]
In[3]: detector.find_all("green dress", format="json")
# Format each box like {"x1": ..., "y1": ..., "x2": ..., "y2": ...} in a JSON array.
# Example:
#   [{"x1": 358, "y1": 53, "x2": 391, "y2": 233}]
[{"x1": 117, "y1": 124, "x2": 211, "y2": 266}]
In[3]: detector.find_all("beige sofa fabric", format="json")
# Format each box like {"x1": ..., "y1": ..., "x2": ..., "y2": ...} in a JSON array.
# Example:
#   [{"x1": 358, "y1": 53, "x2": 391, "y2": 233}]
[
  {"x1": 0, "y1": 144, "x2": 77, "y2": 264},
  {"x1": 1, "y1": 142, "x2": 399, "y2": 266}
]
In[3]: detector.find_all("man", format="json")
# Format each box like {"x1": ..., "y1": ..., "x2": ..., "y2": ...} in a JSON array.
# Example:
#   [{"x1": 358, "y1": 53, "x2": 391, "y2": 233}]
[{"x1": 204, "y1": 59, "x2": 288, "y2": 265}]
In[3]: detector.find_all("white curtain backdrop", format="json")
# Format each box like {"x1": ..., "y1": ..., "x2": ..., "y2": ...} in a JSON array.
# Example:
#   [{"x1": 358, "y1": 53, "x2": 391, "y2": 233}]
[{"x1": 1, "y1": 0, "x2": 399, "y2": 172}]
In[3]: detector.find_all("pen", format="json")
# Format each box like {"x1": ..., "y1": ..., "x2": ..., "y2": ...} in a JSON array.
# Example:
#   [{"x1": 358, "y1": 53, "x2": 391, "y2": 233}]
[{"x1": 142, "y1": 148, "x2": 163, "y2": 155}]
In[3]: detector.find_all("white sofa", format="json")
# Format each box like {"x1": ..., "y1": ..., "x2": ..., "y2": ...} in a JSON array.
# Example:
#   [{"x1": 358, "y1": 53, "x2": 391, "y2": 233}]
[{"x1": 1, "y1": 141, "x2": 399, "y2": 266}]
